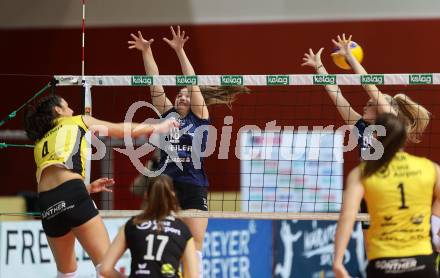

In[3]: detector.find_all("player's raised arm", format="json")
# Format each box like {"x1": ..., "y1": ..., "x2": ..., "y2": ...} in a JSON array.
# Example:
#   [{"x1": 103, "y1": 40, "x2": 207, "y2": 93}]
[
  {"x1": 164, "y1": 25, "x2": 209, "y2": 120},
  {"x1": 333, "y1": 34, "x2": 396, "y2": 116},
  {"x1": 82, "y1": 115, "x2": 179, "y2": 138},
  {"x1": 129, "y1": 31, "x2": 173, "y2": 115},
  {"x1": 302, "y1": 47, "x2": 361, "y2": 124}
]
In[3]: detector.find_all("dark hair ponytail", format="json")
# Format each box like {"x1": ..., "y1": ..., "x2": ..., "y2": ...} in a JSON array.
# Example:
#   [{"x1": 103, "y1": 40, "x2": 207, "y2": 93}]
[
  {"x1": 362, "y1": 113, "x2": 407, "y2": 178},
  {"x1": 133, "y1": 175, "x2": 180, "y2": 225},
  {"x1": 24, "y1": 95, "x2": 62, "y2": 142}
]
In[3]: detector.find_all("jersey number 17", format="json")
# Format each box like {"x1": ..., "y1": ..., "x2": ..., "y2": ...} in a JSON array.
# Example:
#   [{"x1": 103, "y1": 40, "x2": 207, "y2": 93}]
[{"x1": 144, "y1": 234, "x2": 169, "y2": 261}]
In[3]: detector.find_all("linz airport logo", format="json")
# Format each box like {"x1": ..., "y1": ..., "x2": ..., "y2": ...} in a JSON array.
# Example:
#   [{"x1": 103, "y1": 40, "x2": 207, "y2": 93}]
[
  {"x1": 221, "y1": 75, "x2": 243, "y2": 86},
  {"x1": 409, "y1": 74, "x2": 433, "y2": 84},
  {"x1": 361, "y1": 74, "x2": 384, "y2": 85},
  {"x1": 267, "y1": 75, "x2": 290, "y2": 85},
  {"x1": 131, "y1": 75, "x2": 153, "y2": 86},
  {"x1": 176, "y1": 75, "x2": 198, "y2": 86},
  {"x1": 313, "y1": 75, "x2": 336, "y2": 85}
]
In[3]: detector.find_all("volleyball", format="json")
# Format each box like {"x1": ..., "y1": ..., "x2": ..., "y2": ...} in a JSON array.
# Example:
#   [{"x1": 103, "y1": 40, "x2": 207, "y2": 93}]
[{"x1": 331, "y1": 41, "x2": 364, "y2": 70}]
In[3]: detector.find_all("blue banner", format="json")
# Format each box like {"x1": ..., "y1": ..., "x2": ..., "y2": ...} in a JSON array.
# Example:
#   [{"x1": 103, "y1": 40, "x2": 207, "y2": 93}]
[
  {"x1": 274, "y1": 220, "x2": 367, "y2": 278},
  {"x1": 203, "y1": 219, "x2": 273, "y2": 278}
]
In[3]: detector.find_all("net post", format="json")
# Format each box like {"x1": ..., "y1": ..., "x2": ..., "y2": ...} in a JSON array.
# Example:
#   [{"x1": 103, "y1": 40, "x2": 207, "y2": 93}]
[{"x1": 49, "y1": 77, "x2": 58, "y2": 95}]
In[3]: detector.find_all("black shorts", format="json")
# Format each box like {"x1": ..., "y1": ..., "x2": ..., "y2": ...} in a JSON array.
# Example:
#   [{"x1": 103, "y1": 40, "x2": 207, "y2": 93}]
[
  {"x1": 38, "y1": 179, "x2": 99, "y2": 237},
  {"x1": 360, "y1": 198, "x2": 370, "y2": 229},
  {"x1": 173, "y1": 181, "x2": 208, "y2": 211},
  {"x1": 367, "y1": 254, "x2": 437, "y2": 278}
]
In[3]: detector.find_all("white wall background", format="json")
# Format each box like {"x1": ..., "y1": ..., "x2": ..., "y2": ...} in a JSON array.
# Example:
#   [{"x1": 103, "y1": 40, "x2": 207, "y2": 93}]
[{"x1": 1, "y1": 0, "x2": 440, "y2": 29}]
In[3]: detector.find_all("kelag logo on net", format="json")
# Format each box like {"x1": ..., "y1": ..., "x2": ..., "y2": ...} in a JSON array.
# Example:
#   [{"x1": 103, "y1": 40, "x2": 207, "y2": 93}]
[
  {"x1": 267, "y1": 75, "x2": 290, "y2": 85},
  {"x1": 221, "y1": 75, "x2": 243, "y2": 86},
  {"x1": 313, "y1": 75, "x2": 336, "y2": 85},
  {"x1": 176, "y1": 75, "x2": 198, "y2": 86},
  {"x1": 409, "y1": 74, "x2": 433, "y2": 84},
  {"x1": 361, "y1": 74, "x2": 384, "y2": 85},
  {"x1": 131, "y1": 75, "x2": 153, "y2": 86}
]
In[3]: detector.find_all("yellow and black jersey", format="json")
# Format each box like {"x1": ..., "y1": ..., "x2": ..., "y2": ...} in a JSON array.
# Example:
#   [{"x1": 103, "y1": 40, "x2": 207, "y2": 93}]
[
  {"x1": 34, "y1": 115, "x2": 89, "y2": 183},
  {"x1": 362, "y1": 151, "x2": 436, "y2": 260},
  {"x1": 125, "y1": 215, "x2": 192, "y2": 278}
]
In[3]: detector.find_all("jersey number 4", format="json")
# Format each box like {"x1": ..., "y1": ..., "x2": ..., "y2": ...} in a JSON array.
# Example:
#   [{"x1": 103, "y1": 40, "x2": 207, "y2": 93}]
[
  {"x1": 42, "y1": 141, "x2": 49, "y2": 157},
  {"x1": 144, "y1": 234, "x2": 169, "y2": 261}
]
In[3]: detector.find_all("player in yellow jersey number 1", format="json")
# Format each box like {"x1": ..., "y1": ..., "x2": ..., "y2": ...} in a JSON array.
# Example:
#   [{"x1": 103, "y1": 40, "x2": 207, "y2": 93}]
[{"x1": 333, "y1": 113, "x2": 440, "y2": 278}]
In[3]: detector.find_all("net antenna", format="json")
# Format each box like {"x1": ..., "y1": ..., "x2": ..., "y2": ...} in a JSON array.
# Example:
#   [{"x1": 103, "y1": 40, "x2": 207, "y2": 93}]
[
  {"x1": 81, "y1": 0, "x2": 86, "y2": 79},
  {"x1": 80, "y1": 0, "x2": 93, "y2": 186}
]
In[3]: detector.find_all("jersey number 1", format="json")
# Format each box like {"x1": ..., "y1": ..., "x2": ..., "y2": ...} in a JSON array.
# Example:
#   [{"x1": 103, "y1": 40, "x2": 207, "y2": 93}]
[
  {"x1": 42, "y1": 141, "x2": 49, "y2": 157},
  {"x1": 144, "y1": 234, "x2": 169, "y2": 261},
  {"x1": 397, "y1": 183, "x2": 409, "y2": 209}
]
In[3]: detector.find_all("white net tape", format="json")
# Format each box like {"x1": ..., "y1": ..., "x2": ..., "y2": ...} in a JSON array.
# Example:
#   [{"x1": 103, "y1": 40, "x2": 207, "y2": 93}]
[
  {"x1": 99, "y1": 210, "x2": 370, "y2": 221},
  {"x1": 55, "y1": 73, "x2": 440, "y2": 86}
]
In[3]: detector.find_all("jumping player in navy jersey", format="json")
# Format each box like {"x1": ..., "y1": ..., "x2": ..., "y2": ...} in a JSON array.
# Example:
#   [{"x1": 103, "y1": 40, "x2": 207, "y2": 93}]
[
  {"x1": 302, "y1": 34, "x2": 430, "y2": 156},
  {"x1": 100, "y1": 175, "x2": 198, "y2": 278},
  {"x1": 128, "y1": 26, "x2": 250, "y2": 277},
  {"x1": 302, "y1": 34, "x2": 431, "y2": 233}
]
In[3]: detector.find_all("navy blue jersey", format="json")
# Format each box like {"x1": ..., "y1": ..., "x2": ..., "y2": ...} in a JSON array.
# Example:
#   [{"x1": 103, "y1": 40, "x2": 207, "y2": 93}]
[
  {"x1": 159, "y1": 108, "x2": 210, "y2": 187},
  {"x1": 125, "y1": 216, "x2": 192, "y2": 278},
  {"x1": 354, "y1": 118, "x2": 373, "y2": 159}
]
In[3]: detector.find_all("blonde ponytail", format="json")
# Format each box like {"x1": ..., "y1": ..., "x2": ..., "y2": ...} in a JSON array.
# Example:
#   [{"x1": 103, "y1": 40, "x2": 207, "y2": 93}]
[{"x1": 393, "y1": 94, "x2": 431, "y2": 143}]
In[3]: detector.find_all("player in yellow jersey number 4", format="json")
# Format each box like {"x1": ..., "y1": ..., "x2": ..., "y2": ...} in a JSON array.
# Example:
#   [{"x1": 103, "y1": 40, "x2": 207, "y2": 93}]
[{"x1": 24, "y1": 95, "x2": 178, "y2": 278}]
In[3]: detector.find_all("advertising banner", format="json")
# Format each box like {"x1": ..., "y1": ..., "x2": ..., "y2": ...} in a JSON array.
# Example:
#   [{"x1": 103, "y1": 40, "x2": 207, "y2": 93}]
[
  {"x1": 203, "y1": 219, "x2": 273, "y2": 278},
  {"x1": 274, "y1": 220, "x2": 366, "y2": 278},
  {"x1": 0, "y1": 218, "x2": 130, "y2": 278}
]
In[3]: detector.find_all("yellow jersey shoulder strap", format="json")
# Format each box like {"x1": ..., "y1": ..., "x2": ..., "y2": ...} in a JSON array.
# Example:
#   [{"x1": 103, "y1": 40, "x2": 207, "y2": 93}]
[{"x1": 54, "y1": 115, "x2": 88, "y2": 131}]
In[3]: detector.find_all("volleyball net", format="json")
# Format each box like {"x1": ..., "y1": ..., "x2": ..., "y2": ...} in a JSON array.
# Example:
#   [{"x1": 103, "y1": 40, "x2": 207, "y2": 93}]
[{"x1": 1, "y1": 73, "x2": 439, "y2": 220}]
